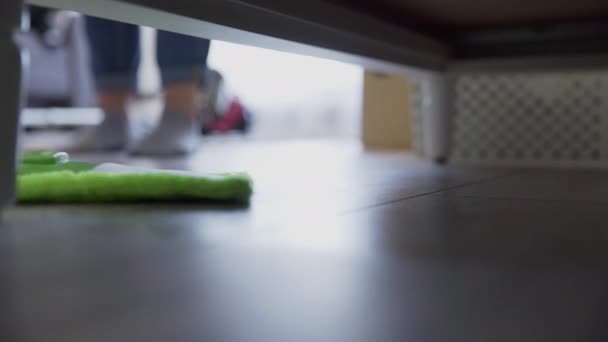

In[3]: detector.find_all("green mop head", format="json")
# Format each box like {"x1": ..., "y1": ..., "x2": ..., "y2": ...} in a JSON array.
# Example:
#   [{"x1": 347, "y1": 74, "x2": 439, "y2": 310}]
[{"x1": 18, "y1": 152, "x2": 253, "y2": 204}]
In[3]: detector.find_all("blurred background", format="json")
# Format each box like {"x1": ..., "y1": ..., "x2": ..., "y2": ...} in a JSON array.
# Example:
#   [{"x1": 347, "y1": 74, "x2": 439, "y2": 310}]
[
  {"x1": 23, "y1": 4, "x2": 608, "y2": 169},
  {"x1": 22, "y1": 6, "x2": 367, "y2": 152}
]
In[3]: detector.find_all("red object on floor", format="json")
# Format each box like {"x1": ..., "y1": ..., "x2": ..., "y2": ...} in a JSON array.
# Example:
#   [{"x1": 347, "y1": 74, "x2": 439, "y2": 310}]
[{"x1": 204, "y1": 98, "x2": 250, "y2": 134}]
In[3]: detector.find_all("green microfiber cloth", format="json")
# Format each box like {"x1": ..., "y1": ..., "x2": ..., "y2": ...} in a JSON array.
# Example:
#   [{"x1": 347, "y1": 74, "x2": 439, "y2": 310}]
[{"x1": 18, "y1": 152, "x2": 252, "y2": 203}]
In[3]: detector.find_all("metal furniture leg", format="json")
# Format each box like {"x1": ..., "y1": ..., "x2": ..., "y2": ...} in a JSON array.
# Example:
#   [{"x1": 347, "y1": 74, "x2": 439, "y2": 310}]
[{"x1": 420, "y1": 72, "x2": 455, "y2": 163}]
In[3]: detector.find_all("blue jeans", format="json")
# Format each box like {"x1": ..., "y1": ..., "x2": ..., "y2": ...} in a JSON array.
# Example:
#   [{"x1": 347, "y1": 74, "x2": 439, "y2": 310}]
[{"x1": 86, "y1": 17, "x2": 210, "y2": 91}]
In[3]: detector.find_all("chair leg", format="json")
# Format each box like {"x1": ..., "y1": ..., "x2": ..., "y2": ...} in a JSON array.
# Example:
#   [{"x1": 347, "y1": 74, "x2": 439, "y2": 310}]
[
  {"x1": 66, "y1": 15, "x2": 96, "y2": 107},
  {"x1": 0, "y1": 0, "x2": 26, "y2": 212}
]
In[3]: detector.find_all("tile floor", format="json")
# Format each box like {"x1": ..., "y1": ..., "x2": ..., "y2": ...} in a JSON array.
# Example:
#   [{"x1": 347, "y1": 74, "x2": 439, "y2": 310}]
[{"x1": 3, "y1": 139, "x2": 608, "y2": 341}]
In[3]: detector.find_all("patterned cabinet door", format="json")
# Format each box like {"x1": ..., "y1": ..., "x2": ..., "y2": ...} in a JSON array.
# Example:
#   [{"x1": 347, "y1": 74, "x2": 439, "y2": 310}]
[{"x1": 451, "y1": 72, "x2": 607, "y2": 165}]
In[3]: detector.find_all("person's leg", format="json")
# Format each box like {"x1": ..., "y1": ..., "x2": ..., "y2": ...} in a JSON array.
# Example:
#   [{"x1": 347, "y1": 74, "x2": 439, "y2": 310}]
[
  {"x1": 130, "y1": 31, "x2": 210, "y2": 155},
  {"x1": 159, "y1": 31, "x2": 209, "y2": 117},
  {"x1": 71, "y1": 17, "x2": 139, "y2": 151}
]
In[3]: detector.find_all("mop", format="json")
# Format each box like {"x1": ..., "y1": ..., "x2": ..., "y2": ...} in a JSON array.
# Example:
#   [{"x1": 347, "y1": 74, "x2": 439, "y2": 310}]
[{"x1": 18, "y1": 152, "x2": 252, "y2": 203}]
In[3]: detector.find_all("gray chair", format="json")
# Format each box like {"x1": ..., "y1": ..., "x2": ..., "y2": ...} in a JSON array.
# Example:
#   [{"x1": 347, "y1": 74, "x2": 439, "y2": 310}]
[{"x1": 21, "y1": 11, "x2": 95, "y2": 108}]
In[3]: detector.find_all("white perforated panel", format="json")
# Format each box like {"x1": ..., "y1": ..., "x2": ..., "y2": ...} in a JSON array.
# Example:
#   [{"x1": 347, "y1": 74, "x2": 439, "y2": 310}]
[{"x1": 451, "y1": 72, "x2": 608, "y2": 164}]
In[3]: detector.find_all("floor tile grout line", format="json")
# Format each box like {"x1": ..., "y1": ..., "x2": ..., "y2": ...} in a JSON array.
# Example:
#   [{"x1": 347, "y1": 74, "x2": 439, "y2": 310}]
[
  {"x1": 451, "y1": 194, "x2": 608, "y2": 205},
  {"x1": 339, "y1": 171, "x2": 521, "y2": 215}
]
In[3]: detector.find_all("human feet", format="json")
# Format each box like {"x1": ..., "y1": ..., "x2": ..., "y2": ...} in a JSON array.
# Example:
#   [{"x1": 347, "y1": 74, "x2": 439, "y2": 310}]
[
  {"x1": 129, "y1": 111, "x2": 199, "y2": 155},
  {"x1": 129, "y1": 82, "x2": 200, "y2": 155},
  {"x1": 68, "y1": 114, "x2": 128, "y2": 152}
]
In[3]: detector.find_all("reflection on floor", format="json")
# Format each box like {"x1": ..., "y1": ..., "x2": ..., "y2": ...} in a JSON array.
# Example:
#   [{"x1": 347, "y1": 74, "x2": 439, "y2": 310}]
[{"x1": 5, "y1": 139, "x2": 608, "y2": 341}]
